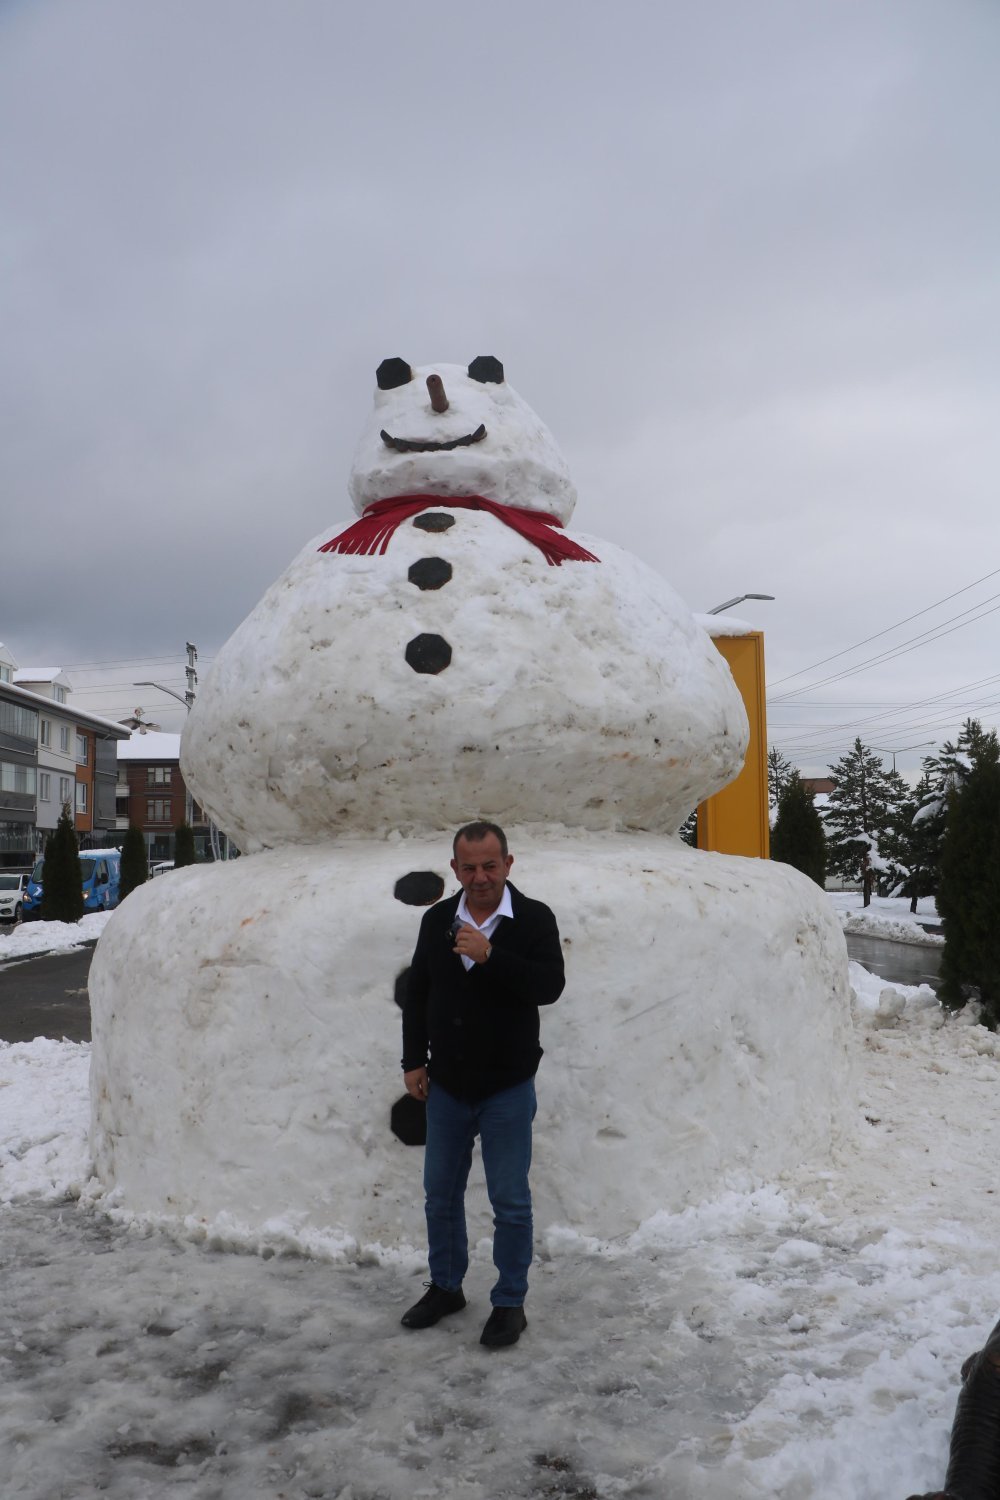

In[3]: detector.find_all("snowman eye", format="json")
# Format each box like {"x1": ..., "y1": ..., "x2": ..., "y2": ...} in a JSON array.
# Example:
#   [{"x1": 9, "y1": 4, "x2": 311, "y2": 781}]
[
  {"x1": 467, "y1": 356, "x2": 505, "y2": 384},
  {"x1": 376, "y1": 358, "x2": 414, "y2": 391}
]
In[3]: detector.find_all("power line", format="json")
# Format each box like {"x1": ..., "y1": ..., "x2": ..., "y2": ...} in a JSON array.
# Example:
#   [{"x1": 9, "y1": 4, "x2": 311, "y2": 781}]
[
  {"x1": 768, "y1": 563, "x2": 1000, "y2": 690},
  {"x1": 770, "y1": 595, "x2": 1000, "y2": 702},
  {"x1": 767, "y1": 672, "x2": 1000, "y2": 748}
]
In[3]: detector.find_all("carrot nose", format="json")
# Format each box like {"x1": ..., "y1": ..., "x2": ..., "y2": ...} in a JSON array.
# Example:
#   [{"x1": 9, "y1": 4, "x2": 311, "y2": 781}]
[{"x1": 427, "y1": 374, "x2": 449, "y2": 413}]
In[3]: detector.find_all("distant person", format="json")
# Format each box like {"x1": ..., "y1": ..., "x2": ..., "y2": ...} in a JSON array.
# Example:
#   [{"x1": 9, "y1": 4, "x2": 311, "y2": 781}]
[{"x1": 400, "y1": 821, "x2": 565, "y2": 1348}]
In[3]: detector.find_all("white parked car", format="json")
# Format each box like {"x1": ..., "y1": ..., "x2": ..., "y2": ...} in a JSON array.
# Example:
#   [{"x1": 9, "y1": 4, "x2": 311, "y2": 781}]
[{"x1": 0, "y1": 871, "x2": 30, "y2": 924}]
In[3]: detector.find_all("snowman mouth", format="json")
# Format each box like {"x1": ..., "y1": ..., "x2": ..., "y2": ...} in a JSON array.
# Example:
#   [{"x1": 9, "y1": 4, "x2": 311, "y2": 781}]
[{"x1": 380, "y1": 424, "x2": 487, "y2": 453}]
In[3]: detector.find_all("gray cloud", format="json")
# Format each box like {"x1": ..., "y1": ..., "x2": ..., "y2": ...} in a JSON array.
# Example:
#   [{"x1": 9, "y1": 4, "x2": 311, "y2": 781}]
[{"x1": 3, "y1": 0, "x2": 999, "y2": 769}]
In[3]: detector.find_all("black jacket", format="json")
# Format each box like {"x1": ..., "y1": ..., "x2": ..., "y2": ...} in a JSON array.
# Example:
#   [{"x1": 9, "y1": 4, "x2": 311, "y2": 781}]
[{"x1": 402, "y1": 881, "x2": 565, "y2": 1101}]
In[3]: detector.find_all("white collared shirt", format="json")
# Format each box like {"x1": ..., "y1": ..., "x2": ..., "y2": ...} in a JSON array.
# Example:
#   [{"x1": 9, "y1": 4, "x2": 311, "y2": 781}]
[{"x1": 455, "y1": 885, "x2": 514, "y2": 971}]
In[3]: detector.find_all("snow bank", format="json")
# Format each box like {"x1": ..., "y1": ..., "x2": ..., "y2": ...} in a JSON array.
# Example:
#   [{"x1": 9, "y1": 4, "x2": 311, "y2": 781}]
[
  {"x1": 0, "y1": 911, "x2": 111, "y2": 962},
  {"x1": 842, "y1": 910, "x2": 944, "y2": 946},
  {"x1": 0, "y1": 1037, "x2": 92, "y2": 1201}
]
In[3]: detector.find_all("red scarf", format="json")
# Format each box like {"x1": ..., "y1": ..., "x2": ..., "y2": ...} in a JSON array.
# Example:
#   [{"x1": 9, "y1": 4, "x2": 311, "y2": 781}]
[{"x1": 318, "y1": 493, "x2": 599, "y2": 567}]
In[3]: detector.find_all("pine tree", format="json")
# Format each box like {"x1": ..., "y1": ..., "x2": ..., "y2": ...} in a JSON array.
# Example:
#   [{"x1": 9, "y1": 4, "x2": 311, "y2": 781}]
[
  {"x1": 119, "y1": 824, "x2": 148, "y2": 900},
  {"x1": 677, "y1": 809, "x2": 698, "y2": 847},
  {"x1": 825, "y1": 738, "x2": 909, "y2": 905},
  {"x1": 897, "y1": 771, "x2": 945, "y2": 913},
  {"x1": 174, "y1": 821, "x2": 197, "y2": 868},
  {"x1": 40, "y1": 803, "x2": 85, "y2": 923},
  {"x1": 902, "y1": 721, "x2": 997, "y2": 913},
  {"x1": 937, "y1": 734, "x2": 1000, "y2": 1026},
  {"x1": 767, "y1": 747, "x2": 796, "y2": 814},
  {"x1": 770, "y1": 775, "x2": 826, "y2": 886}
]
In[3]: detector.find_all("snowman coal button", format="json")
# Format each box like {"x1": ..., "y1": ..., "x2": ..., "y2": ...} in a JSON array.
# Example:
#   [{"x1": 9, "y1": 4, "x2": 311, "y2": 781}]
[
  {"x1": 412, "y1": 512, "x2": 455, "y2": 533},
  {"x1": 394, "y1": 872, "x2": 445, "y2": 906},
  {"x1": 407, "y1": 557, "x2": 452, "y2": 591},
  {"x1": 404, "y1": 633, "x2": 452, "y2": 675}
]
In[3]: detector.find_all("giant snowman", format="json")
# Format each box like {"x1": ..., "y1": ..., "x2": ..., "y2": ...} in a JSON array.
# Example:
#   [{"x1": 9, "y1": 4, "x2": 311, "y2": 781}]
[{"x1": 89, "y1": 357, "x2": 856, "y2": 1250}]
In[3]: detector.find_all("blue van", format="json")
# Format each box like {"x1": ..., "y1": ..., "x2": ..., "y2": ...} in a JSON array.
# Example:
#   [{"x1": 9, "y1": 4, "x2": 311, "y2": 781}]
[{"x1": 23, "y1": 848, "x2": 122, "y2": 919}]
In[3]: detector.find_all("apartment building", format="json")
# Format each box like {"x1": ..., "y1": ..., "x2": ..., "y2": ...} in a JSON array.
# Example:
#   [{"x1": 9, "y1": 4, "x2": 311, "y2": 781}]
[{"x1": 0, "y1": 654, "x2": 128, "y2": 865}]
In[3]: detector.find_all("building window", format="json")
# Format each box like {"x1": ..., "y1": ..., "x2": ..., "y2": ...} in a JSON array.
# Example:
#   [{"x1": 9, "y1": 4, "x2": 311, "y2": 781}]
[
  {"x1": 58, "y1": 776, "x2": 72, "y2": 807},
  {"x1": 76, "y1": 782, "x2": 88, "y2": 813},
  {"x1": 0, "y1": 664, "x2": 10, "y2": 683},
  {"x1": 40, "y1": 718, "x2": 51, "y2": 747},
  {"x1": 0, "y1": 701, "x2": 38, "y2": 740},
  {"x1": 39, "y1": 773, "x2": 51, "y2": 802},
  {"x1": 0, "y1": 820, "x2": 34, "y2": 851},
  {"x1": 0, "y1": 761, "x2": 37, "y2": 795},
  {"x1": 53, "y1": 685, "x2": 67, "y2": 704},
  {"x1": 115, "y1": 795, "x2": 129, "y2": 817},
  {"x1": 75, "y1": 733, "x2": 88, "y2": 764},
  {"x1": 146, "y1": 766, "x2": 172, "y2": 785},
  {"x1": 59, "y1": 725, "x2": 71, "y2": 754},
  {"x1": 147, "y1": 799, "x2": 171, "y2": 823}
]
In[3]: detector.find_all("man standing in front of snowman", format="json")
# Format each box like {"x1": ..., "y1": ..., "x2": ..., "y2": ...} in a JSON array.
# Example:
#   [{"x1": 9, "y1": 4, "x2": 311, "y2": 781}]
[{"x1": 400, "y1": 821, "x2": 565, "y2": 1348}]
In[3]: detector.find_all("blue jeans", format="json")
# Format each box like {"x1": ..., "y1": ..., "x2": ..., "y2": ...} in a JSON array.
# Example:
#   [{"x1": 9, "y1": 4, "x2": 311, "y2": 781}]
[{"x1": 424, "y1": 1077, "x2": 537, "y2": 1307}]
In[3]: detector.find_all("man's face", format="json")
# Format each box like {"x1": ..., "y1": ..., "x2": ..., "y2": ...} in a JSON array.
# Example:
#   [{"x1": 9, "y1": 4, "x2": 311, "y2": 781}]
[{"x1": 451, "y1": 834, "x2": 513, "y2": 914}]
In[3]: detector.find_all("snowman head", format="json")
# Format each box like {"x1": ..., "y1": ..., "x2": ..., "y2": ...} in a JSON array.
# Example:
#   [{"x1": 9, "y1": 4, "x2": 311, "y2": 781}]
[{"x1": 348, "y1": 357, "x2": 578, "y2": 524}]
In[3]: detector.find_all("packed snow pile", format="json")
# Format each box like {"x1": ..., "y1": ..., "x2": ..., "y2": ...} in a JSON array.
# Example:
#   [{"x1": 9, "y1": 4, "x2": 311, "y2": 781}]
[
  {"x1": 829, "y1": 891, "x2": 944, "y2": 947},
  {"x1": 842, "y1": 911, "x2": 944, "y2": 946},
  {"x1": 0, "y1": 911, "x2": 111, "y2": 962},
  {"x1": 0, "y1": 1037, "x2": 92, "y2": 1202},
  {"x1": 89, "y1": 356, "x2": 857, "y2": 1247}
]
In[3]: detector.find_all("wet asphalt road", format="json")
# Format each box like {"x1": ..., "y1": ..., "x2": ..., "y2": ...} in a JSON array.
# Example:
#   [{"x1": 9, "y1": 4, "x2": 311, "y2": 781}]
[
  {"x1": 844, "y1": 931, "x2": 942, "y2": 988},
  {"x1": 0, "y1": 942, "x2": 95, "y2": 1043}
]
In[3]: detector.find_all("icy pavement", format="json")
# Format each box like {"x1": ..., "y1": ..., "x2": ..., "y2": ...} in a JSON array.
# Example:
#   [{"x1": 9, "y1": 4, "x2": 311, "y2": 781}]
[{"x1": 4, "y1": 965, "x2": 1000, "y2": 1498}]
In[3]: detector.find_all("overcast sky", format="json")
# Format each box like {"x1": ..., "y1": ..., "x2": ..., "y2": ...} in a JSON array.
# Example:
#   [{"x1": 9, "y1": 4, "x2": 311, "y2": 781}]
[{"x1": 3, "y1": 0, "x2": 999, "y2": 774}]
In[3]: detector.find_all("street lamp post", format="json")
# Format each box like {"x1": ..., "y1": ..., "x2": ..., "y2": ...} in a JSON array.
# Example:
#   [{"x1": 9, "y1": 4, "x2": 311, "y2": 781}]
[
  {"x1": 706, "y1": 593, "x2": 775, "y2": 615},
  {"x1": 134, "y1": 680, "x2": 188, "y2": 711},
  {"x1": 133, "y1": 679, "x2": 229, "y2": 861}
]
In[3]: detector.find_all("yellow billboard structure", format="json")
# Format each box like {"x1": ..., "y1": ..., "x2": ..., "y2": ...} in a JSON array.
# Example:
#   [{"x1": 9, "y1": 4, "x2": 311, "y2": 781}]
[{"x1": 696, "y1": 630, "x2": 769, "y2": 859}]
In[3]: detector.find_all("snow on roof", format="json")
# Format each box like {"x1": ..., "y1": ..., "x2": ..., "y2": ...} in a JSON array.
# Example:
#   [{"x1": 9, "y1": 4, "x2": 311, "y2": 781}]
[
  {"x1": 117, "y1": 730, "x2": 182, "y2": 761},
  {"x1": 693, "y1": 613, "x2": 758, "y2": 638},
  {"x1": 13, "y1": 667, "x2": 70, "y2": 684},
  {"x1": 0, "y1": 680, "x2": 129, "y2": 737}
]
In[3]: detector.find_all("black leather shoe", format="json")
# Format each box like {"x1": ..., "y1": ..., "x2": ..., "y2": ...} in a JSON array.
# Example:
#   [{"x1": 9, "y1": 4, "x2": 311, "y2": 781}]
[
  {"x1": 480, "y1": 1305, "x2": 527, "y2": 1348},
  {"x1": 400, "y1": 1283, "x2": 467, "y2": 1329}
]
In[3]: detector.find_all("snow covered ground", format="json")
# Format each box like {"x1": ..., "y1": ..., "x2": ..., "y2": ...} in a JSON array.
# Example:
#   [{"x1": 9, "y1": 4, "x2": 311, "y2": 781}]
[
  {"x1": 0, "y1": 911, "x2": 112, "y2": 963},
  {"x1": 827, "y1": 891, "x2": 944, "y2": 947},
  {"x1": 3, "y1": 951, "x2": 999, "y2": 1497}
]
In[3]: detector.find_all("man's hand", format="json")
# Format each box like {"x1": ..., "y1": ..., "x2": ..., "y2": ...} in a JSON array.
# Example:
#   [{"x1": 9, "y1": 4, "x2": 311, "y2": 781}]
[
  {"x1": 404, "y1": 1067, "x2": 429, "y2": 1100},
  {"x1": 453, "y1": 923, "x2": 492, "y2": 964}
]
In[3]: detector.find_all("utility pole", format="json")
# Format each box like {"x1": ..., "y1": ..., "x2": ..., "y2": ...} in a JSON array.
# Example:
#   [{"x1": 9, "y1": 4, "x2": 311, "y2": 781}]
[
  {"x1": 185, "y1": 642, "x2": 198, "y2": 711},
  {"x1": 135, "y1": 644, "x2": 232, "y2": 863}
]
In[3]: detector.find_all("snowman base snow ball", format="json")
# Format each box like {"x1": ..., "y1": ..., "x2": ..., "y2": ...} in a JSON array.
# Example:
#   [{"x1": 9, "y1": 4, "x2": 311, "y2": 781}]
[{"x1": 87, "y1": 356, "x2": 857, "y2": 1251}]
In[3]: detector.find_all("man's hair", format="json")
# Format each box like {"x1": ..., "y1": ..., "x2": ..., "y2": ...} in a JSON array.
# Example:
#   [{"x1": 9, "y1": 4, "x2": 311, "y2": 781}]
[{"x1": 453, "y1": 821, "x2": 508, "y2": 858}]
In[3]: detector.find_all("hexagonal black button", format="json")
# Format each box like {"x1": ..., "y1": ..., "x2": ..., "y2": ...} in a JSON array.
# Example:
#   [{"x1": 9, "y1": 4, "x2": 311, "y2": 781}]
[
  {"x1": 408, "y1": 557, "x2": 452, "y2": 591},
  {"x1": 468, "y1": 355, "x2": 505, "y2": 384},
  {"x1": 391, "y1": 1093, "x2": 427, "y2": 1146},
  {"x1": 376, "y1": 357, "x2": 413, "y2": 390},
  {"x1": 413, "y1": 512, "x2": 455, "y2": 533},
  {"x1": 394, "y1": 872, "x2": 445, "y2": 906},
  {"x1": 405, "y1": 633, "x2": 452, "y2": 674}
]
